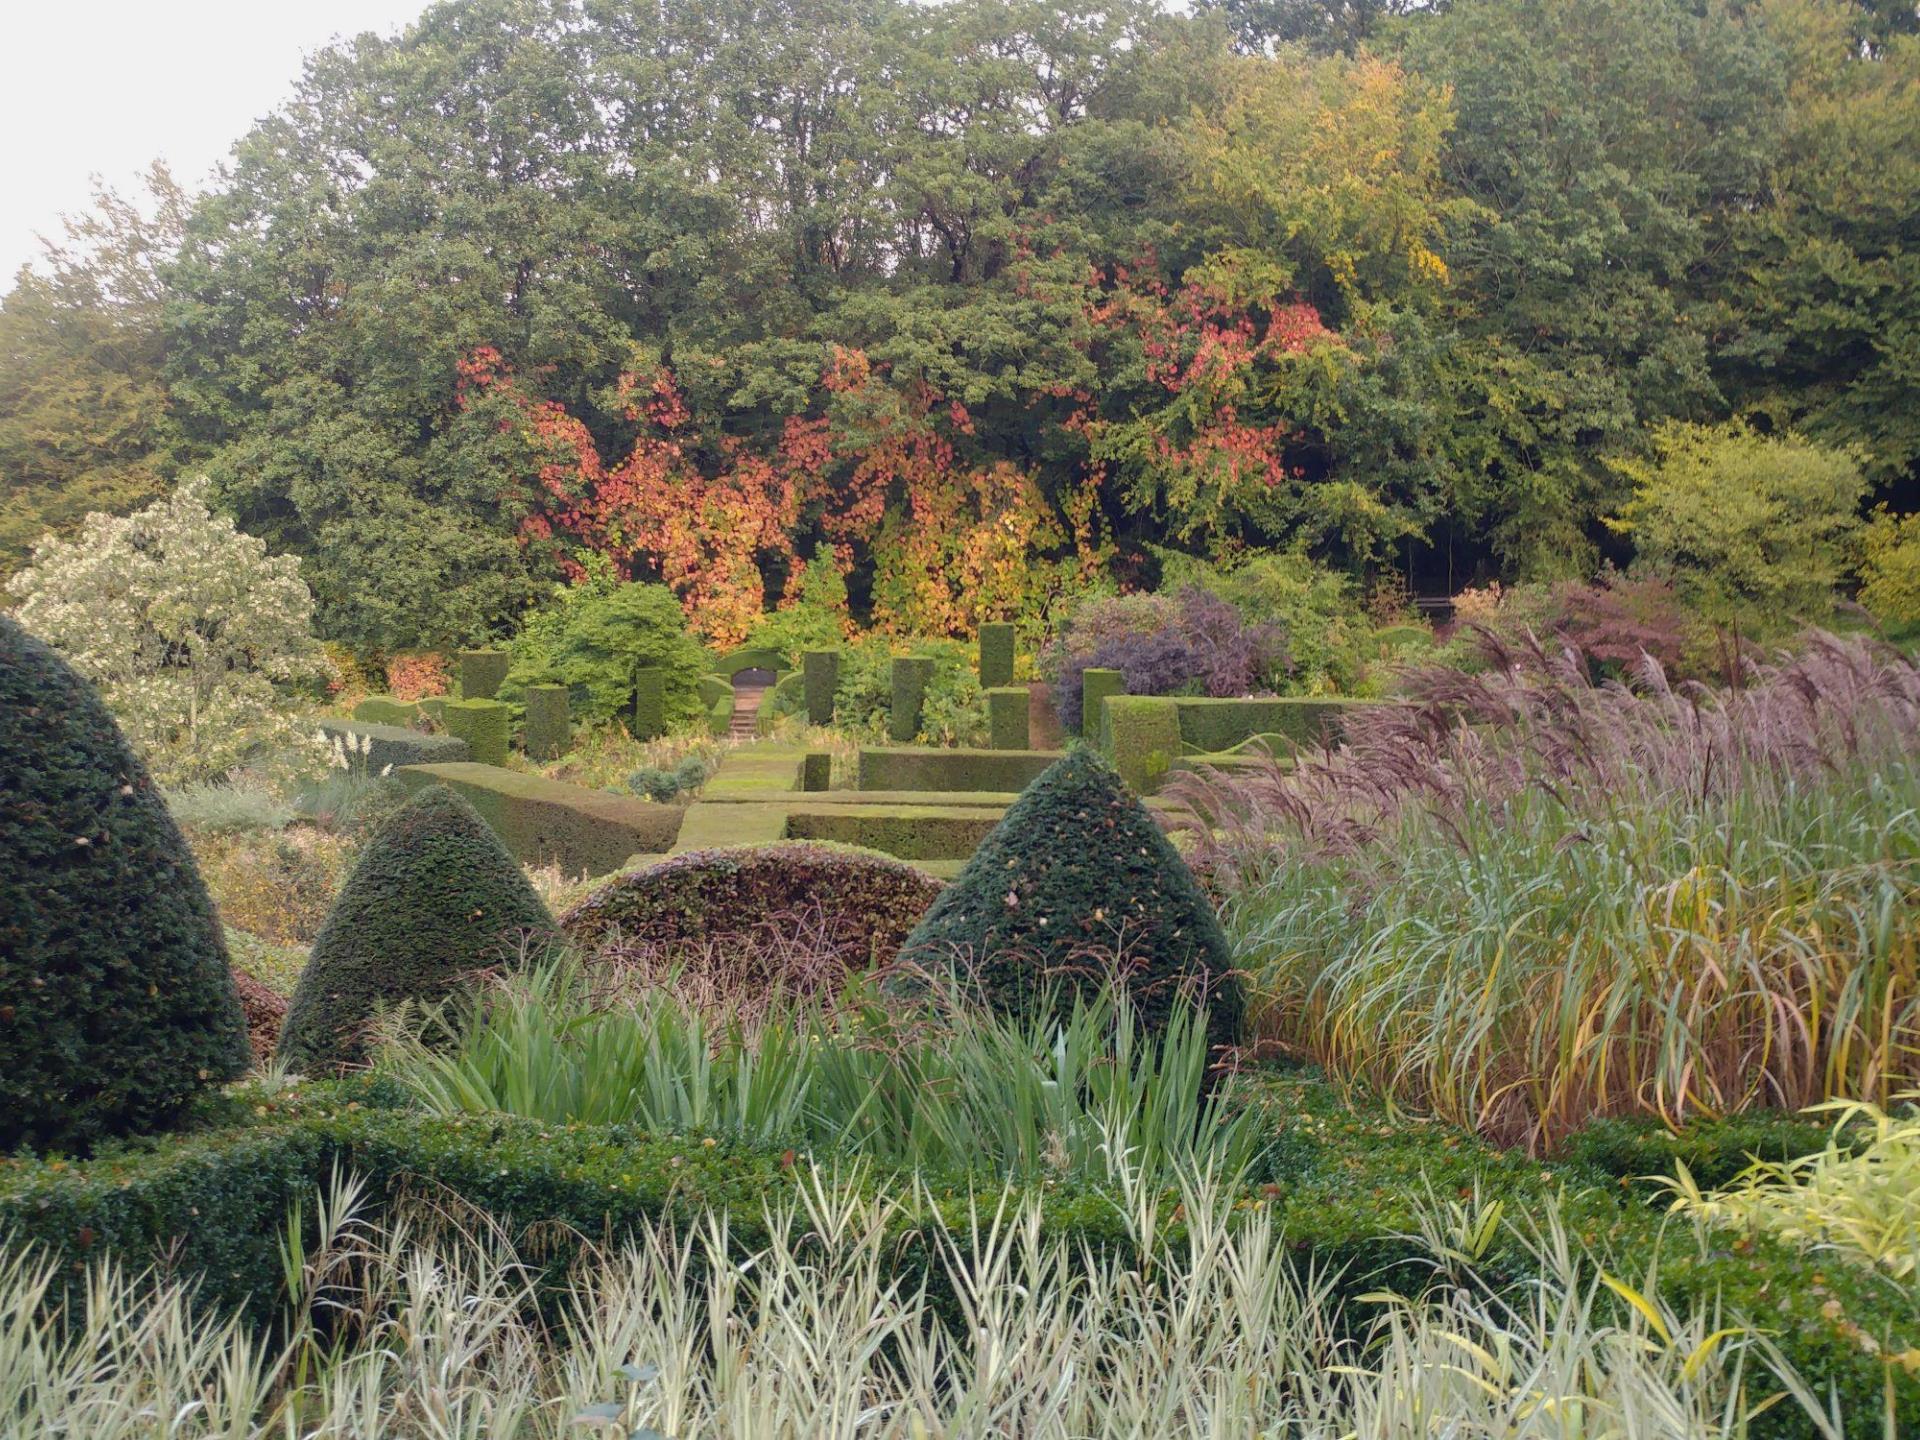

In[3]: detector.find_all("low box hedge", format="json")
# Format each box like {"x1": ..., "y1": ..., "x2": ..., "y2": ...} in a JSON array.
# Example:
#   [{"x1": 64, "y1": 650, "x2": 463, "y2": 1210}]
[
  {"x1": 351, "y1": 694, "x2": 419, "y2": 726},
  {"x1": 396, "y1": 762, "x2": 682, "y2": 875},
  {"x1": 857, "y1": 746, "x2": 1064, "y2": 793},
  {"x1": 785, "y1": 802, "x2": 1007, "y2": 861},
  {"x1": 1, "y1": 1073, "x2": 1912, "y2": 1433}
]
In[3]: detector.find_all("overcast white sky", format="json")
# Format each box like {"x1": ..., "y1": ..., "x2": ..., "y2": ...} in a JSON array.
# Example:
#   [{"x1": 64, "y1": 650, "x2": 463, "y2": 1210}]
[{"x1": 0, "y1": 0, "x2": 430, "y2": 283}]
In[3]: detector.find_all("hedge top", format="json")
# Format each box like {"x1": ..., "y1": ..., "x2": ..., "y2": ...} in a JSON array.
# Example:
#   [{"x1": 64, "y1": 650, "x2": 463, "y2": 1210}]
[
  {"x1": 277, "y1": 784, "x2": 559, "y2": 1070},
  {"x1": 893, "y1": 749, "x2": 1243, "y2": 1055},
  {"x1": 0, "y1": 614, "x2": 249, "y2": 1151}
]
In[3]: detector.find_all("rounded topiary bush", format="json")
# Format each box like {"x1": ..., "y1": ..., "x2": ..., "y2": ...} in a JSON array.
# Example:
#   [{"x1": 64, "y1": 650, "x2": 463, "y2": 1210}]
[
  {"x1": 278, "y1": 785, "x2": 558, "y2": 1070},
  {"x1": 892, "y1": 749, "x2": 1243, "y2": 1054},
  {"x1": 0, "y1": 615, "x2": 249, "y2": 1152},
  {"x1": 562, "y1": 842, "x2": 945, "y2": 983}
]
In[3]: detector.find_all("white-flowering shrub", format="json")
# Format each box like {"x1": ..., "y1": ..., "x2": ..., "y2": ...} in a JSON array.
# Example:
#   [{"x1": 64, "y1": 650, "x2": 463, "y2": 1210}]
[{"x1": 7, "y1": 478, "x2": 334, "y2": 785}]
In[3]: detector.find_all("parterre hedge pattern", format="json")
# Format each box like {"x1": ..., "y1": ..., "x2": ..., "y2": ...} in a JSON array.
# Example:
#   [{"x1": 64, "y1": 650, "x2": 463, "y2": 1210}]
[
  {"x1": 1102, "y1": 695, "x2": 1185, "y2": 793},
  {"x1": 986, "y1": 686, "x2": 1029, "y2": 749},
  {"x1": 1080, "y1": 666, "x2": 1123, "y2": 742},
  {"x1": 278, "y1": 786, "x2": 559, "y2": 1070},
  {"x1": 978, "y1": 623, "x2": 1015, "y2": 689},
  {"x1": 633, "y1": 666, "x2": 666, "y2": 739},
  {"x1": 804, "y1": 649, "x2": 839, "y2": 725},
  {"x1": 351, "y1": 694, "x2": 420, "y2": 726},
  {"x1": 894, "y1": 750, "x2": 1244, "y2": 1056},
  {"x1": 0, "y1": 616, "x2": 250, "y2": 1152}
]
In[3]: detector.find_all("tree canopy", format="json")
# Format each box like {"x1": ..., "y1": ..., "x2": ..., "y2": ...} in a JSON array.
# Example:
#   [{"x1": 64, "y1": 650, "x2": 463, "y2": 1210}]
[{"x1": 1, "y1": 0, "x2": 1914, "y2": 652}]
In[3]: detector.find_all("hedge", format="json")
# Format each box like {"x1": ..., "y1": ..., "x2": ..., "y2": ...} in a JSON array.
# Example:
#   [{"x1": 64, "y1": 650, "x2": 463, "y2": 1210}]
[
  {"x1": 633, "y1": 667, "x2": 666, "y2": 740},
  {"x1": 804, "y1": 649, "x2": 840, "y2": 725},
  {"x1": 708, "y1": 693, "x2": 734, "y2": 736},
  {"x1": 1172, "y1": 697, "x2": 1378, "y2": 754},
  {"x1": 857, "y1": 746, "x2": 1063, "y2": 793},
  {"x1": 784, "y1": 803, "x2": 1006, "y2": 861},
  {"x1": 889, "y1": 655, "x2": 935, "y2": 743},
  {"x1": 523, "y1": 684, "x2": 570, "y2": 762},
  {"x1": 351, "y1": 694, "x2": 419, "y2": 726},
  {"x1": 712, "y1": 646, "x2": 786, "y2": 679},
  {"x1": 698, "y1": 674, "x2": 734, "y2": 708},
  {"x1": 756, "y1": 670, "x2": 807, "y2": 735},
  {"x1": 895, "y1": 750, "x2": 1243, "y2": 1055},
  {"x1": 986, "y1": 687, "x2": 1029, "y2": 750},
  {"x1": 978, "y1": 623, "x2": 1015, "y2": 689},
  {"x1": 1102, "y1": 695, "x2": 1183, "y2": 793},
  {"x1": 441, "y1": 698, "x2": 511, "y2": 766},
  {"x1": 277, "y1": 785, "x2": 558, "y2": 1070},
  {"x1": 457, "y1": 649, "x2": 510, "y2": 700},
  {"x1": 396, "y1": 762, "x2": 683, "y2": 876},
  {"x1": 6, "y1": 1074, "x2": 1909, "y2": 1435},
  {"x1": 802, "y1": 751, "x2": 832, "y2": 791},
  {"x1": 0, "y1": 615, "x2": 248, "y2": 1151},
  {"x1": 1080, "y1": 667, "x2": 1123, "y2": 742},
  {"x1": 317, "y1": 718, "x2": 470, "y2": 775}
]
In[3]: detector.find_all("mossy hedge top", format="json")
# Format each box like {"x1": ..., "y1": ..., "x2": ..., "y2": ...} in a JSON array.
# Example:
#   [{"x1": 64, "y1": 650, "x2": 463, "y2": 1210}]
[
  {"x1": 278, "y1": 785, "x2": 558, "y2": 1070},
  {"x1": 895, "y1": 750, "x2": 1243, "y2": 1055},
  {"x1": 0, "y1": 615, "x2": 248, "y2": 1152}
]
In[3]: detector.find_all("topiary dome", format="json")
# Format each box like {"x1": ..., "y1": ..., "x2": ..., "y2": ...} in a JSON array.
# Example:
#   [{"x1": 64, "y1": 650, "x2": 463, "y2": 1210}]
[
  {"x1": 562, "y1": 841, "x2": 944, "y2": 980},
  {"x1": 892, "y1": 749, "x2": 1243, "y2": 1055},
  {"x1": 0, "y1": 615, "x2": 249, "y2": 1152},
  {"x1": 277, "y1": 785, "x2": 558, "y2": 1070}
]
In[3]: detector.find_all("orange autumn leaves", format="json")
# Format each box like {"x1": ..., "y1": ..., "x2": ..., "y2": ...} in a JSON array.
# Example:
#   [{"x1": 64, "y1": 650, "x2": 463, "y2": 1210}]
[{"x1": 460, "y1": 344, "x2": 1099, "y2": 645}]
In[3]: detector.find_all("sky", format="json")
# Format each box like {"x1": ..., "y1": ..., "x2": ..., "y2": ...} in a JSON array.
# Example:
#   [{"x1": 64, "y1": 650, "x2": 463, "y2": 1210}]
[{"x1": 0, "y1": 0, "x2": 430, "y2": 283}]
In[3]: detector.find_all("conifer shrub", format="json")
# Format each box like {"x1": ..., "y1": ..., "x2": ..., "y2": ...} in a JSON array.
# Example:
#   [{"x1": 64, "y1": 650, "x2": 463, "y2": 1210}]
[
  {"x1": 893, "y1": 750, "x2": 1243, "y2": 1055},
  {"x1": 277, "y1": 785, "x2": 558, "y2": 1070},
  {"x1": 0, "y1": 615, "x2": 249, "y2": 1151}
]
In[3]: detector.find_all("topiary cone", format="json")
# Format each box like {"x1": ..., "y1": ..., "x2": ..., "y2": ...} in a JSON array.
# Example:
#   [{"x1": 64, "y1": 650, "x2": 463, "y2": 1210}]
[
  {"x1": 277, "y1": 785, "x2": 559, "y2": 1071},
  {"x1": 891, "y1": 749, "x2": 1243, "y2": 1056},
  {"x1": 0, "y1": 615, "x2": 249, "y2": 1152}
]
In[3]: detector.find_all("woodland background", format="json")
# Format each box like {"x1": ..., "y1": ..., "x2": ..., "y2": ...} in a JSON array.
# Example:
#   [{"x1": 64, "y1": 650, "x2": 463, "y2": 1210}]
[{"x1": 2, "y1": 0, "x2": 1915, "y2": 654}]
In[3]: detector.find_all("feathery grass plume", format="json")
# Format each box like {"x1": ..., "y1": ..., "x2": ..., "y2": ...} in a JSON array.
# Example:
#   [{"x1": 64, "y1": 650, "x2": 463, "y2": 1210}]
[{"x1": 1171, "y1": 630, "x2": 1920, "y2": 1149}]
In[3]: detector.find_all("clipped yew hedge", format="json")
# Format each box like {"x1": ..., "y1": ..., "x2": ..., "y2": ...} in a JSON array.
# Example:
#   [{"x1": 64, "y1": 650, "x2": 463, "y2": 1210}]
[
  {"x1": 0, "y1": 615, "x2": 249, "y2": 1152},
  {"x1": 277, "y1": 785, "x2": 558, "y2": 1070}
]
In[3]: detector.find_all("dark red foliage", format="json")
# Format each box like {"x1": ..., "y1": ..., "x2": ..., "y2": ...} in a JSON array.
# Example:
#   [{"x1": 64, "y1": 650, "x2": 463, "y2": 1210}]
[{"x1": 1053, "y1": 586, "x2": 1286, "y2": 728}]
